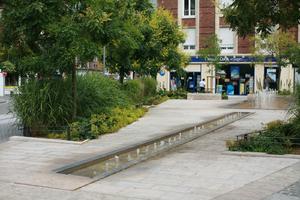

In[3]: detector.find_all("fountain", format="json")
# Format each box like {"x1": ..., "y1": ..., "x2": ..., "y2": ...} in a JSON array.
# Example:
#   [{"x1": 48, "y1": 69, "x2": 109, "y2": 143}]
[{"x1": 235, "y1": 89, "x2": 291, "y2": 110}]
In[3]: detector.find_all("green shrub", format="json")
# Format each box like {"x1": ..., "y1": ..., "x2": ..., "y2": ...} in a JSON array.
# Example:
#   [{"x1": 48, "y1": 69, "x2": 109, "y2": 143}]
[
  {"x1": 123, "y1": 79, "x2": 144, "y2": 104},
  {"x1": 13, "y1": 74, "x2": 131, "y2": 135},
  {"x1": 77, "y1": 74, "x2": 130, "y2": 117},
  {"x1": 229, "y1": 120, "x2": 295, "y2": 155},
  {"x1": 90, "y1": 107, "x2": 147, "y2": 138},
  {"x1": 141, "y1": 77, "x2": 157, "y2": 97},
  {"x1": 143, "y1": 95, "x2": 169, "y2": 105},
  {"x1": 278, "y1": 89, "x2": 291, "y2": 96},
  {"x1": 222, "y1": 93, "x2": 228, "y2": 100},
  {"x1": 13, "y1": 79, "x2": 73, "y2": 129},
  {"x1": 167, "y1": 89, "x2": 187, "y2": 99}
]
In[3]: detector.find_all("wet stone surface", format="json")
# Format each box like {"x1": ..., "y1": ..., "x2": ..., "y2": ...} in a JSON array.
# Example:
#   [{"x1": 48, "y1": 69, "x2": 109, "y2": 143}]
[
  {"x1": 265, "y1": 181, "x2": 300, "y2": 200},
  {"x1": 279, "y1": 181, "x2": 300, "y2": 198}
]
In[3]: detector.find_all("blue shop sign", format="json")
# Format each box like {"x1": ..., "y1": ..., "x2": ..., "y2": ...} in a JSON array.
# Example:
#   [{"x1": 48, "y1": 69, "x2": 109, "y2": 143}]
[
  {"x1": 190, "y1": 56, "x2": 276, "y2": 63},
  {"x1": 159, "y1": 70, "x2": 166, "y2": 76}
]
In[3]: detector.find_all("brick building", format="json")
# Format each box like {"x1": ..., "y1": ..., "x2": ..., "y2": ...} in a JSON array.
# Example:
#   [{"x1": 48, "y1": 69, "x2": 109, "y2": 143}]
[{"x1": 155, "y1": 0, "x2": 300, "y2": 95}]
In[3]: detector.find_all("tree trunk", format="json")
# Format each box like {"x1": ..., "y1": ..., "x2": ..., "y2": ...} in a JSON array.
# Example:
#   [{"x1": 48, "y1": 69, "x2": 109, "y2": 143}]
[
  {"x1": 72, "y1": 62, "x2": 77, "y2": 120},
  {"x1": 119, "y1": 66, "x2": 125, "y2": 84}
]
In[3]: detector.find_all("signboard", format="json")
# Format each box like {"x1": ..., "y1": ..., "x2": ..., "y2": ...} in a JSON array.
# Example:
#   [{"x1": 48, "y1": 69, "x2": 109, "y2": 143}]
[
  {"x1": 159, "y1": 70, "x2": 166, "y2": 77},
  {"x1": 227, "y1": 84, "x2": 234, "y2": 95},
  {"x1": 266, "y1": 68, "x2": 277, "y2": 83},
  {"x1": 191, "y1": 56, "x2": 277, "y2": 63},
  {"x1": 230, "y1": 66, "x2": 240, "y2": 79}
]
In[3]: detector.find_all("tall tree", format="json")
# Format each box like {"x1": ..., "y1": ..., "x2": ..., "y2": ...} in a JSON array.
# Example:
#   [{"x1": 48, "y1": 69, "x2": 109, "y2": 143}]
[
  {"x1": 0, "y1": 0, "x2": 111, "y2": 119},
  {"x1": 134, "y1": 8, "x2": 188, "y2": 77},
  {"x1": 105, "y1": 0, "x2": 153, "y2": 84},
  {"x1": 223, "y1": 0, "x2": 300, "y2": 37}
]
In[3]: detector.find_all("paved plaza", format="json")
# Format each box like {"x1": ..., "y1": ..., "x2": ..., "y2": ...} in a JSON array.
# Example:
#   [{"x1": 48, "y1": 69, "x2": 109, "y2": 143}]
[{"x1": 0, "y1": 98, "x2": 299, "y2": 200}]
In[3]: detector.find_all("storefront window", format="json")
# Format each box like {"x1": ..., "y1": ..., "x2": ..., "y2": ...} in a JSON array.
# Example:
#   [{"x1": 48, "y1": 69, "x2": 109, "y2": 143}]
[{"x1": 217, "y1": 65, "x2": 254, "y2": 95}]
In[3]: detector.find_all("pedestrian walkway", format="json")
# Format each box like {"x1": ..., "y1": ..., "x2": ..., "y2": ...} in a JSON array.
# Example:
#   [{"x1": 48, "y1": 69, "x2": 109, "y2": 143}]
[{"x1": 0, "y1": 99, "x2": 298, "y2": 200}]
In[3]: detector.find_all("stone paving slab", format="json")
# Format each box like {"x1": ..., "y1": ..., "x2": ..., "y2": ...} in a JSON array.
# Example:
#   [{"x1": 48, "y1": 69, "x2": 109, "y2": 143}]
[
  {"x1": 78, "y1": 108, "x2": 298, "y2": 200},
  {"x1": 0, "y1": 100, "x2": 245, "y2": 190},
  {"x1": 0, "y1": 98, "x2": 297, "y2": 199}
]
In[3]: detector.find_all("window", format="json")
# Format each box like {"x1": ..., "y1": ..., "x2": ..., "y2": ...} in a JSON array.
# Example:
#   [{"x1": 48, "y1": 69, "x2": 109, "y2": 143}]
[
  {"x1": 183, "y1": 29, "x2": 196, "y2": 50},
  {"x1": 183, "y1": 0, "x2": 196, "y2": 17},
  {"x1": 219, "y1": 28, "x2": 235, "y2": 54}
]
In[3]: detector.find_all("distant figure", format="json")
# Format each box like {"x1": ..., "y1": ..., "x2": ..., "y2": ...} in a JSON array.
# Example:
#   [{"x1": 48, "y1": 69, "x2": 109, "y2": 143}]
[
  {"x1": 264, "y1": 75, "x2": 271, "y2": 91},
  {"x1": 199, "y1": 79, "x2": 206, "y2": 93}
]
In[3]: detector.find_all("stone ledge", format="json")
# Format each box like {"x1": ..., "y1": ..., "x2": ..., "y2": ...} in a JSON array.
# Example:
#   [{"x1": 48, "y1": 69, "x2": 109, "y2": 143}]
[
  {"x1": 10, "y1": 136, "x2": 89, "y2": 145},
  {"x1": 222, "y1": 151, "x2": 300, "y2": 160},
  {"x1": 187, "y1": 93, "x2": 222, "y2": 100}
]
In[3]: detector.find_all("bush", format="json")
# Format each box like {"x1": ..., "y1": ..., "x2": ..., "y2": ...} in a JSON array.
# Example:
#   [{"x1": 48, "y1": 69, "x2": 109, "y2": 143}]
[
  {"x1": 229, "y1": 120, "x2": 295, "y2": 155},
  {"x1": 278, "y1": 89, "x2": 291, "y2": 96},
  {"x1": 13, "y1": 74, "x2": 131, "y2": 134},
  {"x1": 13, "y1": 79, "x2": 73, "y2": 129},
  {"x1": 222, "y1": 93, "x2": 228, "y2": 100},
  {"x1": 228, "y1": 85, "x2": 300, "y2": 155},
  {"x1": 167, "y1": 89, "x2": 187, "y2": 99},
  {"x1": 89, "y1": 107, "x2": 147, "y2": 138},
  {"x1": 142, "y1": 77, "x2": 157, "y2": 97},
  {"x1": 77, "y1": 74, "x2": 130, "y2": 117},
  {"x1": 123, "y1": 79, "x2": 144, "y2": 104},
  {"x1": 143, "y1": 95, "x2": 169, "y2": 105}
]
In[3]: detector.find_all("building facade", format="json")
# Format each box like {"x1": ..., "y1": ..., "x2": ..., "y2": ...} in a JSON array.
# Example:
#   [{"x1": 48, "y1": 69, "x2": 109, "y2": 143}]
[{"x1": 156, "y1": 0, "x2": 300, "y2": 94}]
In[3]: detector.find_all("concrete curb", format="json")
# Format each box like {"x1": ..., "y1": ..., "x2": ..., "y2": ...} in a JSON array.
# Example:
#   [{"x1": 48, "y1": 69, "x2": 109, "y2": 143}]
[
  {"x1": 222, "y1": 151, "x2": 300, "y2": 160},
  {"x1": 9, "y1": 136, "x2": 90, "y2": 145}
]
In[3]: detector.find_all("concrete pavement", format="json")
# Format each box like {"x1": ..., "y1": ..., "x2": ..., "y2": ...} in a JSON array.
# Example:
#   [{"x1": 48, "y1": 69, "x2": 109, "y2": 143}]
[{"x1": 0, "y1": 98, "x2": 299, "y2": 200}]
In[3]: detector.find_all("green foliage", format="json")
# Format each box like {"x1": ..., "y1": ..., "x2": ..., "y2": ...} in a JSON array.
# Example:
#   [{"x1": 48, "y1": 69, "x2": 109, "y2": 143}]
[
  {"x1": 133, "y1": 8, "x2": 188, "y2": 77},
  {"x1": 13, "y1": 74, "x2": 130, "y2": 129},
  {"x1": 278, "y1": 90, "x2": 292, "y2": 96},
  {"x1": 0, "y1": 0, "x2": 105, "y2": 76},
  {"x1": 143, "y1": 95, "x2": 169, "y2": 106},
  {"x1": 142, "y1": 77, "x2": 157, "y2": 97},
  {"x1": 223, "y1": 0, "x2": 300, "y2": 37},
  {"x1": 13, "y1": 78, "x2": 73, "y2": 128},
  {"x1": 123, "y1": 79, "x2": 144, "y2": 104},
  {"x1": 123, "y1": 77, "x2": 158, "y2": 105},
  {"x1": 47, "y1": 106, "x2": 147, "y2": 141},
  {"x1": 222, "y1": 93, "x2": 229, "y2": 100},
  {"x1": 252, "y1": 32, "x2": 300, "y2": 68},
  {"x1": 0, "y1": 61, "x2": 15, "y2": 73},
  {"x1": 90, "y1": 107, "x2": 147, "y2": 138},
  {"x1": 166, "y1": 89, "x2": 188, "y2": 99},
  {"x1": 198, "y1": 34, "x2": 222, "y2": 71},
  {"x1": 77, "y1": 73, "x2": 130, "y2": 117},
  {"x1": 229, "y1": 86, "x2": 300, "y2": 155}
]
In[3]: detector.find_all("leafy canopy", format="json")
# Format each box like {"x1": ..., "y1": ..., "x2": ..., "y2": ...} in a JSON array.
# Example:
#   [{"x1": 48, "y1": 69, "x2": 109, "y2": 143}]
[
  {"x1": 198, "y1": 34, "x2": 222, "y2": 70},
  {"x1": 223, "y1": 0, "x2": 300, "y2": 37}
]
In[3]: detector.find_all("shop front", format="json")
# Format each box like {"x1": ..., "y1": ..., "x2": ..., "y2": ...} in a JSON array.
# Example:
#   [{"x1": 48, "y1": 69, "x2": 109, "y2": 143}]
[
  {"x1": 217, "y1": 64, "x2": 255, "y2": 95},
  {"x1": 157, "y1": 56, "x2": 295, "y2": 94}
]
